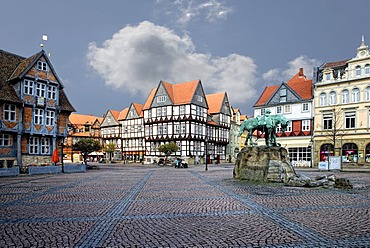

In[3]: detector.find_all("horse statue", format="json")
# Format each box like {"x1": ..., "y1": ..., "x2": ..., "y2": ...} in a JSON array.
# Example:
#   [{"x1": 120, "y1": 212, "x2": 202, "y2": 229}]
[{"x1": 238, "y1": 110, "x2": 289, "y2": 147}]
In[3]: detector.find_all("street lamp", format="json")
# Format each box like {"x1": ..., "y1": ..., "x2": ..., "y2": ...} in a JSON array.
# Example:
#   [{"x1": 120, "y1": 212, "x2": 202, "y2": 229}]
[
  {"x1": 60, "y1": 138, "x2": 65, "y2": 173},
  {"x1": 205, "y1": 140, "x2": 208, "y2": 171}
]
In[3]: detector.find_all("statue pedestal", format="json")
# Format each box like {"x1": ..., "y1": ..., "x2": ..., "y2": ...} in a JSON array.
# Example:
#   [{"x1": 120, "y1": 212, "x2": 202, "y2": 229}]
[{"x1": 233, "y1": 146, "x2": 296, "y2": 183}]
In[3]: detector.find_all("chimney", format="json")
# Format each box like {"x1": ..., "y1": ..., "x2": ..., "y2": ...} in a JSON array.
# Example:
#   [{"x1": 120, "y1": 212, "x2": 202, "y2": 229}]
[{"x1": 299, "y1": 68, "x2": 304, "y2": 76}]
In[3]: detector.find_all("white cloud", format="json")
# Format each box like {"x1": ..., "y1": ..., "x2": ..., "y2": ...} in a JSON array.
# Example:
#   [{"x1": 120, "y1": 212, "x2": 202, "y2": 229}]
[
  {"x1": 262, "y1": 55, "x2": 321, "y2": 84},
  {"x1": 158, "y1": 0, "x2": 233, "y2": 25},
  {"x1": 87, "y1": 21, "x2": 257, "y2": 106}
]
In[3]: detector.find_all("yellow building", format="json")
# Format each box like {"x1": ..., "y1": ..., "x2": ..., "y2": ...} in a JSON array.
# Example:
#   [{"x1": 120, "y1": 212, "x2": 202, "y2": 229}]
[{"x1": 313, "y1": 36, "x2": 370, "y2": 166}]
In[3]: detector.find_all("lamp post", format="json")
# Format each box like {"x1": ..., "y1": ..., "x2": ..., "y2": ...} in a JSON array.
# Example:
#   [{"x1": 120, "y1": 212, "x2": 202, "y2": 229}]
[
  {"x1": 205, "y1": 139, "x2": 208, "y2": 171},
  {"x1": 60, "y1": 138, "x2": 64, "y2": 173}
]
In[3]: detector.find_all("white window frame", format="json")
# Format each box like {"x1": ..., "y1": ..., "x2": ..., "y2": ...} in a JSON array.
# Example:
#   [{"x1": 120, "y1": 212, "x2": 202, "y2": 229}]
[
  {"x1": 157, "y1": 96, "x2": 167, "y2": 103},
  {"x1": 156, "y1": 107, "x2": 162, "y2": 117},
  {"x1": 323, "y1": 114, "x2": 333, "y2": 130},
  {"x1": 351, "y1": 88, "x2": 360, "y2": 102},
  {"x1": 329, "y1": 91, "x2": 336, "y2": 105},
  {"x1": 180, "y1": 105, "x2": 185, "y2": 115},
  {"x1": 276, "y1": 106, "x2": 282, "y2": 114},
  {"x1": 302, "y1": 103, "x2": 309, "y2": 112},
  {"x1": 174, "y1": 124, "x2": 180, "y2": 134},
  {"x1": 341, "y1": 90, "x2": 349, "y2": 104},
  {"x1": 319, "y1": 93, "x2": 327, "y2": 106},
  {"x1": 40, "y1": 137, "x2": 50, "y2": 155},
  {"x1": 29, "y1": 137, "x2": 39, "y2": 154},
  {"x1": 162, "y1": 106, "x2": 167, "y2": 116},
  {"x1": 0, "y1": 134, "x2": 10, "y2": 146},
  {"x1": 302, "y1": 120, "x2": 310, "y2": 131},
  {"x1": 365, "y1": 64, "x2": 370, "y2": 75},
  {"x1": 36, "y1": 83, "x2": 46, "y2": 98},
  {"x1": 355, "y1": 65, "x2": 361, "y2": 77},
  {"x1": 286, "y1": 122, "x2": 292, "y2": 132},
  {"x1": 37, "y1": 61, "x2": 47, "y2": 71},
  {"x1": 45, "y1": 110, "x2": 55, "y2": 126},
  {"x1": 284, "y1": 105, "x2": 291, "y2": 113},
  {"x1": 47, "y1": 85, "x2": 57, "y2": 100},
  {"x1": 181, "y1": 123, "x2": 186, "y2": 134},
  {"x1": 4, "y1": 104, "x2": 16, "y2": 121},
  {"x1": 34, "y1": 109, "x2": 44, "y2": 125},
  {"x1": 24, "y1": 80, "x2": 34, "y2": 95},
  {"x1": 365, "y1": 86, "x2": 370, "y2": 101},
  {"x1": 345, "y1": 111, "x2": 356, "y2": 129}
]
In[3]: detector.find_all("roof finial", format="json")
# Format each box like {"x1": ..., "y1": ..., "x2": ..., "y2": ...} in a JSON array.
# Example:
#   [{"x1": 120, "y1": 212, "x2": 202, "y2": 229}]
[{"x1": 362, "y1": 35, "x2": 365, "y2": 46}]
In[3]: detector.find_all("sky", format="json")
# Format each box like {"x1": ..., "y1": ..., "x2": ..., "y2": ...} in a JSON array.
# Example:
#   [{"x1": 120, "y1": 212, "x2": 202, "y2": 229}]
[{"x1": 2, "y1": 0, "x2": 370, "y2": 117}]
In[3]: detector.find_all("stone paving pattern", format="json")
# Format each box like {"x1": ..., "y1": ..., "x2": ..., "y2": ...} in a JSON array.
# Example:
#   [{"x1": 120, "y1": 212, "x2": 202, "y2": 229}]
[{"x1": 0, "y1": 164, "x2": 370, "y2": 247}]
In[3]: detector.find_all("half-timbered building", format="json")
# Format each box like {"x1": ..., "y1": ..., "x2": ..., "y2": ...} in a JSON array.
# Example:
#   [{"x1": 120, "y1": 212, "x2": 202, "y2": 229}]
[
  {"x1": 121, "y1": 103, "x2": 145, "y2": 162},
  {"x1": 100, "y1": 109, "x2": 122, "y2": 160},
  {"x1": 0, "y1": 49, "x2": 75, "y2": 172}
]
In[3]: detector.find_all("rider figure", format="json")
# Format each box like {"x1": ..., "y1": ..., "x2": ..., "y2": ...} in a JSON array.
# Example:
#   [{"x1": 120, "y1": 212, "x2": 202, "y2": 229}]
[{"x1": 257, "y1": 109, "x2": 272, "y2": 128}]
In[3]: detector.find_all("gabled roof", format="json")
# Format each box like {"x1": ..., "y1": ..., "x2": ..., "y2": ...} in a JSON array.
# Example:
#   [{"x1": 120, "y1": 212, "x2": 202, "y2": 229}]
[
  {"x1": 132, "y1": 103, "x2": 144, "y2": 117},
  {"x1": 320, "y1": 59, "x2": 349, "y2": 69},
  {"x1": 286, "y1": 68, "x2": 312, "y2": 100},
  {"x1": 142, "y1": 88, "x2": 156, "y2": 110},
  {"x1": 206, "y1": 92, "x2": 226, "y2": 114},
  {"x1": 172, "y1": 80, "x2": 199, "y2": 105},
  {"x1": 254, "y1": 85, "x2": 279, "y2": 107},
  {"x1": 110, "y1": 110, "x2": 121, "y2": 121},
  {"x1": 254, "y1": 68, "x2": 313, "y2": 107},
  {"x1": 69, "y1": 113, "x2": 103, "y2": 125},
  {"x1": 118, "y1": 108, "x2": 129, "y2": 120}
]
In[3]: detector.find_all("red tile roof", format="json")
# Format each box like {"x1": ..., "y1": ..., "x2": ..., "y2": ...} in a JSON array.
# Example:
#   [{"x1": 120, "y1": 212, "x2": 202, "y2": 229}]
[
  {"x1": 142, "y1": 88, "x2": 156, "y2": 110},
  {"x1": 69, "y1": 113, "x2": 103, "y2": 125},
  {"x1": 206, "y1": 92, "x2": 225, "y2": 114},
  {"x1": 254, "y1": 85, "x2": 279, "y2": 107},
  {"x1": 118, "y1": 108, "x2": 129, "y2": 120},
  {"x1": 321, "y1": 59, "x2": 349, "y2": 69},
  {"x1": 109, "y1": 110, "x2": 121, "y2": 121},
  {"x1": 133, "y1": 103, "x2": 144, "y2": 117},
  {"x1": 172, "y1": 80, "x2": 199, "y2": 105}
]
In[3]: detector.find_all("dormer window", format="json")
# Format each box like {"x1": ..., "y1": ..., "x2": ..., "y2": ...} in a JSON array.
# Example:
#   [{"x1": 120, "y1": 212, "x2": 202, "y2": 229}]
[
  {"x1": 325, "y1": 73, "x2": 330, "y2": 81},
  {"x1": 37, "y1": 61, "x2": 47, "y2": 71},
  {"x1": 280, "y1": 88, "x2": 287, "y2": 102}
]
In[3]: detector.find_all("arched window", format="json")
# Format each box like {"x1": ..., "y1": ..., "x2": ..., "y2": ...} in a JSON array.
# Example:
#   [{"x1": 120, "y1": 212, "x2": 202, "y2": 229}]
[
  {"x1": 342, "y1": 143, "x2": 358, "y2": 163},
  {"x1": 365, "y1": 64, "x2": 370, "y2": 74},
  {"x1": 341, "y1": 89, "x2": 349, "y2": 104},
  {"x1": 319, "y1": 93, "x2": 327, "y2": 106},
  {"x1": 355, "y1": 65, "x2": 361, "y2": 77},
  {"x1": 329, "y1": 91, "x2": 336, "y2": 105},
  {"x1": 320, "y1": 143, "x2": 334, "y2": 162},
  {"x1": 351, "y1": 88, "x2": 360, "y2": 102},
  {"x1": 365, "y1": 86, "x2": 370, "y2": 101},
  {"x1": 366, "y1": 143, "x2": 370, "y2": 163}
]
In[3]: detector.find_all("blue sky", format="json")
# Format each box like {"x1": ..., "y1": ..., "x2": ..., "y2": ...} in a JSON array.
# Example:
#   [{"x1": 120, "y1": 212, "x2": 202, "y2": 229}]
[{"x1": 1, "y1": 0, "x2": 370, "y2": 117}]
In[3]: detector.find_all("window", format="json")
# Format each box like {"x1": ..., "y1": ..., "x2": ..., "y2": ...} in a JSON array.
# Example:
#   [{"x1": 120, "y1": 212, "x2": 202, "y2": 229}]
[
  {"x1": 162, "y1": 106, "x2": 167, "y2": 116},
  {"x1": 286, "y1": 122, "x2": 292, "y2": 132},
  {"x1": 46, "y1": 110, "x2": 55, "y2": 126},
  {"x1": 329, "y1": 91, "x2": 336, "y2": 105},
  {"x1": 37, "y1": 61, "x2": 47, "y2": 71},
  {"x1": 47, "y1": 85, "x2": 57, "y2": 99},
  {"x1": 341, "y1": 89, "x2": 349, "y2": 104},
  {"x1": 174, "y1": 124, "x2": 180, "y2": 134},
  {"x1": 323, "y1": 114, "x2": 333, "y2": 130},
  {"x1": 0, "y1": 134, "x2": 10, "y2": 146},
  {"x1": 40, "y1": 137, "x2": 50, "y2": 154},
  {"x1": 181, "y1": 123, "x2": 186, "y2": 134},
  {"x1": 157, "y1": 95, "x2": 167, "y2": 103},
  {"x1": 158, "y1": 125, "x2": 163, "y2": 135},
  {"x1": 302, "y1": 103, "x2": 309, "y2": 112},
  {"x1": 325, "y1": 73, "x2": 330, "y2": 81},
  {"x1": 351, "y1": 88, "x2": 360, "y2": 102},
  {"x1": 29, "y1": 137, "x2": 39, "y2": 154},
  {"x1": 156, "y1": 107, "x2": 162, "y2": 117},
  {"x1": 36, "y1": 83, "x2": 46, "y2": 97},
  {"x1": 196, "y1": 95, "x2": 203, "y2": 102},
  {"x1": 365, "y1": 86, "x2": 370, "y2": 101},
  {"x1": 180, "y1": 105, "x2": 185, "y2": 115},
  {"x1": 280, "y1": 88, "x2": 287, "y2": 102},
  {"x1": 163, "y1": 124, "x2": 167, "y2": 135},
  {"x1": 34, "y1": 109, "x2": 44, "y2": 125},
  {"x1": 302, "y1": 120, "x2": 310, "y2": 131},
  {"x1": 4, "y1": 104, "x2": 16, "y2": 121},
  {"x1": 319, "y1": 93, "x2": 327, "y2": 106},
  {"x1": 345, "y1": 111, "x2": 356, "y2": 129},
  {"x1": 365, "y1": 64, "x2": 370, "y2": 74},
  {"x1": 24, "y1": 80, "x2": 34, "y2": 95},
  {"x1": 284, "y1": 105, "x2": 291, "y2": 113},
  {"x1": 196, "y1": 106, "x2": 201, "y2": 116},
  {"x1": 355, "y1": 65, "x2": 361, "y2": 77},
  {"x1": 276, "y1": 106, "x2": 282, "y2": 114},
  {"x1": 288, "y1": 147, "x2": 311, "y2": 163}
]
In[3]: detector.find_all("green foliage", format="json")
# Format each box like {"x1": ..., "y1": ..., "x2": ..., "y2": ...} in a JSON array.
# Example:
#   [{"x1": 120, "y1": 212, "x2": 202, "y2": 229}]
[
  {"x1": 73, "y1": 138, "x2": 101, "y2": 162},
  {"x1": 103, "y1": 143, "x2": 116, "y2": 161},
  {"x1": 158, "y1": 142, "x2": 179, "y2": 156}
]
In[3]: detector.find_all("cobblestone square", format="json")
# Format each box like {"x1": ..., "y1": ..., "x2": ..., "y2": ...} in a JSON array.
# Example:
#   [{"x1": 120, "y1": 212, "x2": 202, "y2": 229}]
[{"x1": 1, "y1": 163, "x2": 370, "y2": 247}]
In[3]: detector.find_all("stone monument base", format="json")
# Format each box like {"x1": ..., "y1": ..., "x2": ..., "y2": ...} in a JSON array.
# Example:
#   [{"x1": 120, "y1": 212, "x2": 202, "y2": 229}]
[{"x1": 233, "y1": 146, "x2": 296, "y2": 183}]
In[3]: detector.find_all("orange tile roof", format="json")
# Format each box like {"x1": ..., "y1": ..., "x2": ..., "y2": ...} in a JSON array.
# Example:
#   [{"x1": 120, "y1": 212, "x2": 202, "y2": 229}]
[
  {"x1": 286, "y1": 68, "x2": 313, "y2": 100},
  {"x1": 162, "y1": 81, "x2": 174, "y2": 103},
  {"x1": 240, "y1": 114, "x2": 248, "y2": 121},
  {"x1": 109, "y1": 110, "x2": 121, "y2": 121},
  {"x1": 142, "y1": 88, "x2": 156, "y2": 110},
  {"x1": 254, "y1": 85, "x2": 279, "y2": 107},
  {"x1": 133, "y1": 103, "x2": 144, "y2": 117},
  {"x1": 206, "y1": 92, "x2": 225, "y2": 114},
  {"x1": 172, "y1": 80, "x2": 199, "y2": 105},
  {"x1": 118, "y1": 108, "x2": 129, "y2": 120},
  {"x1": 69, "y1": 113, "x2": 103, "y2": 125}
]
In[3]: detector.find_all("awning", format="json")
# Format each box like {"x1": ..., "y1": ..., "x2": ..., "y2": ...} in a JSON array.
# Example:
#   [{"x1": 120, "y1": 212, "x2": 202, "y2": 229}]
[{"x1": 88, "y1": 152, "x2": 104, "y2": 156}]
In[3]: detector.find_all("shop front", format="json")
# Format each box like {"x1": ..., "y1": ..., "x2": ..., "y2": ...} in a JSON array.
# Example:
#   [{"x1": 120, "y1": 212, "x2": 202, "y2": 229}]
[
  {"x1": 366, "y1": 143, "x2": 370, "y2": 163},
  {"x1": 342, "y1": 143, "x2": 358, "y2": 163},
  {"x1": 320, "y1": 143, "x2": 334, "y2": 162}
]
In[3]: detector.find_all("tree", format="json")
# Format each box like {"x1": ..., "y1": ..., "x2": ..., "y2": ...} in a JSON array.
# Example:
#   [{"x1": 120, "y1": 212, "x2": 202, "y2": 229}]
[
  {"x1": 73, "y1": 138, "x2": 101, "y2": 164},
  {"x1": 320, "y1": 105, "x2": 346, "y2": 153},
  {"x1": 158, "y1": 142, "x2": 179, "y2": 160},
  {"x1": 103, "y1": 143, "x2": 116, "y2": 162}
]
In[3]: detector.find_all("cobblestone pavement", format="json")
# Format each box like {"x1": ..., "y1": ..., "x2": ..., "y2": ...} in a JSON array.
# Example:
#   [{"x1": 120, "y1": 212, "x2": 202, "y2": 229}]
[{"x1": 1, "y1": 163, "x2": 370, "y2": 247}]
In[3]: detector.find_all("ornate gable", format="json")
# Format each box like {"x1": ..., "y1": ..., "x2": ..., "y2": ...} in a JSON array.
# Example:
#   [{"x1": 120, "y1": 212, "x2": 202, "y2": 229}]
[
  {"x1": 101, "y1": 111, "x2": 119, "y2": 127},
  {"x1": 126, "y1": 103, "x2": 139, "y2": 119},
  {"x1": 151, "y1": 81, "x2": 173, "y2": 108},
  {"x1": 190, "y1": 81, "x2": 208, "y2": 108}
]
